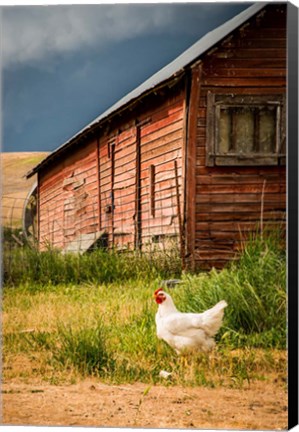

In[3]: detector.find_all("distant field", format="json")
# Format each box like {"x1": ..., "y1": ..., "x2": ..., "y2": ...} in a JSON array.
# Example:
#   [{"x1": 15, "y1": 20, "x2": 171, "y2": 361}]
[{"x1": 1, "y1": 152, "x2": 49, "y2": 227}]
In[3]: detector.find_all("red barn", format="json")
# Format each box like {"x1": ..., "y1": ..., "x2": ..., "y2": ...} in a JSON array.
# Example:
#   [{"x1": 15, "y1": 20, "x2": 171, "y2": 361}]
[{"x1": 26, "y1": 3, "x2": 287, "y2": 270}]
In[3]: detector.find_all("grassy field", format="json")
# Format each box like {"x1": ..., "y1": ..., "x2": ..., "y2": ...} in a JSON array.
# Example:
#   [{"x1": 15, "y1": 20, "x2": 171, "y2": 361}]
[
  {"x1": 2, "y1": 230, "x2": 287, "y2": 388},
  {"x1": 1, "y1": 152, "x2": 49, "y2": 227}
]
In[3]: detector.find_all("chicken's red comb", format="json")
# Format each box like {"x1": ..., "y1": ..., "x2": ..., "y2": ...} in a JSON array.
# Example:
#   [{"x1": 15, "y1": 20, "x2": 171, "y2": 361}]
[{"x1": 154, "y1": 288, "x2": 163, "y2": 296}]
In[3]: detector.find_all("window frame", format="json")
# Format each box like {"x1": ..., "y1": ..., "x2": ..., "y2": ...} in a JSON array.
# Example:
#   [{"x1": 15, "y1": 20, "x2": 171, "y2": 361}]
[{"x1": 206, "y1": 92, "x2": 286, "y2": 166}]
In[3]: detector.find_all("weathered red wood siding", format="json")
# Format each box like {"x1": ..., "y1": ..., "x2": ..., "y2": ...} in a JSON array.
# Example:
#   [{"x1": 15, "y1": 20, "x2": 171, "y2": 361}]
[
  {"x1": 99, "y1": 128, "x2": 137, "y2": 249},
  {"x1": 36, "y1": 4, "x2": 286, "y2": 268},
  {"x1": 193, "y1": 4, "x2": 286, "y2": 268},
  {"x1": 139, "y1": 91, "x2": 185, "y2": 249},
  {"x1": 39, "y1": 140, "x2": 99, "y2": 249},
  {"x1": 98, "y1": 86, "x2": 185, "y2": 251}
]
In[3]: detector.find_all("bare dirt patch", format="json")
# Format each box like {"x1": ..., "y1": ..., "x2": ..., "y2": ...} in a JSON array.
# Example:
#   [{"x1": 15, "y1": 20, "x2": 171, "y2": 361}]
[{"x1": 2, "y1": 378, "x2": 287, "y2": 430}]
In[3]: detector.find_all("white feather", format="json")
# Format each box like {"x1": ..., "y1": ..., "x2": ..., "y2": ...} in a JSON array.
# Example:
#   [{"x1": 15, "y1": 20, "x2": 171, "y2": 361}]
[{"x1": 155, "y1": 291, "x2": 227, "y2": 354}]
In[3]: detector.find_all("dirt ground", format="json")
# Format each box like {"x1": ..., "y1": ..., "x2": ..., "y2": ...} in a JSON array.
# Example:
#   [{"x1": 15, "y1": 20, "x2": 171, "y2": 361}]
[{"x1": 2, "y1": 378, "x2": 287, "y2": 430}]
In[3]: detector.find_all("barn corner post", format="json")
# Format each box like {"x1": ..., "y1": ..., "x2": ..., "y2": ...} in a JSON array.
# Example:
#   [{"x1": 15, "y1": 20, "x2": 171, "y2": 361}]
[{"x1": 184, "y1": 60, "x2": 202, "y2": 271}]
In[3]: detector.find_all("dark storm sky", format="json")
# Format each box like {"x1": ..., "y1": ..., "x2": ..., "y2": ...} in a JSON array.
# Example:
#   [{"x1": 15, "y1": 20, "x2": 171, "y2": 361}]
[{"x1": 1, "y1": 2, "x2": 251, "y2": 152}]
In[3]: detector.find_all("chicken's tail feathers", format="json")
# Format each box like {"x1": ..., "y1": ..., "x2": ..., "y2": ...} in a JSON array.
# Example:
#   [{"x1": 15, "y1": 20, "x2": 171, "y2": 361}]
[
  {"x1": 200, "y1": 299, "x2": 228, "y2": 337},
  {"x1": 217, "y1": 300, "x2": 228, "y2": 309}
]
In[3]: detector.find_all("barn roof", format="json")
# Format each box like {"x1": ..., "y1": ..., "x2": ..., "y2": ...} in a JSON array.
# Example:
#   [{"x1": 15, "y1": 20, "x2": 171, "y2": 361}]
[{"x1": 26, "y1": 2, "x2": 267, "y2": 179}]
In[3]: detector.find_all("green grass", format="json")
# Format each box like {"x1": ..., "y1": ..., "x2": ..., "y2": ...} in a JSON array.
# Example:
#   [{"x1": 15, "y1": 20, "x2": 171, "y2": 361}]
[
  {"x1": 3, "y1": 245, "x2": 181, "y2": 286},
  {"x1": 177, "y1": 232, "x2": 286, "y2": 348},
  {"x1": 2, "y1": 230, "x2": 286, "y2": 387}
]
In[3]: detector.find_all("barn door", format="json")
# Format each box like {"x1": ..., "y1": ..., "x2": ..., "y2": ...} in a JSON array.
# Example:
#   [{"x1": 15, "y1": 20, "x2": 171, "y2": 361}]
[
  {"x1": 142, "y1": 159, "x2": 182, "y2": 250},
  {"x1": 112, "y1": 127, "x2": 138, "y2": 250}
]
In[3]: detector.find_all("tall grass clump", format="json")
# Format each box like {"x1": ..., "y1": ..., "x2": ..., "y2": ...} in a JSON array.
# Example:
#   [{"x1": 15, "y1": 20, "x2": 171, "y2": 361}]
[
  {"x1": 51, "y1": 320, "x2": 112, "y2": 376},
  {"x1": 3, "y1": 245, "x2": 181, "y2": 287},
  {"x1": 3, "y1": 228, "x2": 287, "y2": 386},
  {"x1": 177, "y1": 229, "x2": 286, "y2": 348}
]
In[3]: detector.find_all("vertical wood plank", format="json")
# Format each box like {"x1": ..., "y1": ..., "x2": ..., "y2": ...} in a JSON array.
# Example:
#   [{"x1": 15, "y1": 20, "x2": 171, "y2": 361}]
[
  {"x1": 150, "y1": 164, "x2": 155, "y2": 218},
  {"x1": 186, "y1": 61, "x2": 202, "y2": 270},
  {"x1": 97, "y1": 137, "x2": 101, "y2": 230},
  {"x1": 135, "y1": 124, "x2": 142, "y2": 249},
  {"x1": 111, "y1": 140, "x2": 115, "y2": 246},
  {"x1": 174, "y1": 159, "x2": 185, "y2": 269},
  {"x1": 181, "y1": 80, "x2": 189, "y2": 267}
]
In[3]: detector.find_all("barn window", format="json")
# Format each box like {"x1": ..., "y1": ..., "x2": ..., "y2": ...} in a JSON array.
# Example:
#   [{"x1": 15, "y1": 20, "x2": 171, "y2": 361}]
[{"x1": 206, "y1": 93, "x2": 286, "y2": 166}]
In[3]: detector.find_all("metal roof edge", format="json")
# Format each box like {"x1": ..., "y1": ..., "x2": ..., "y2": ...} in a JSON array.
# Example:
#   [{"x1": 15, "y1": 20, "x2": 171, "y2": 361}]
[{"x1": 26, "y1": 2, "x2": 268, "y2": 179}]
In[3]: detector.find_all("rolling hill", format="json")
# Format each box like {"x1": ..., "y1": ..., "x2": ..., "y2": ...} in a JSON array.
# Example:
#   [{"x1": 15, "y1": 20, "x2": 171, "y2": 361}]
[{"x1": 1, "y1": 152, "x2": 49, "y2": 227}]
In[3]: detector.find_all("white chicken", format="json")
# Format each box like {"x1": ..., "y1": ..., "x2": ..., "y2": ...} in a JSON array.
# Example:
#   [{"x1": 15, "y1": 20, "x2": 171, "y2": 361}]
[{"x1": 154, "y1": 288, "x2": 227, "y2": 354}]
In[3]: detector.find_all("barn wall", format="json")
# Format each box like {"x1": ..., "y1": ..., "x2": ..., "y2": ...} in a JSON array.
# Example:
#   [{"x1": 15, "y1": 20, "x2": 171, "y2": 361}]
[
  {"x1": 98, "y1": 85, "x2": 186, "y2": 252},
  {"x1": 99, "y1": 127, "x2": 137, "y2": 249},
  {"x1": 140, "y1": 91, "x2": 185, "y2": 250},
  {"x1": 38, "y1": 140, "x2": 99, "y2": 249},
  {"x1": 36, "y1": 4, "x2": 287, "y2": 268},
  {"x1": 193, "y1": 4, "x2": 286, "y2": 269}
]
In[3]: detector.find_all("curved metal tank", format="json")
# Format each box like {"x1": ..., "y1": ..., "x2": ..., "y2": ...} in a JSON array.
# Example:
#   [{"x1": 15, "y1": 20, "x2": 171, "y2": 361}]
[{"x1": 22, "y1": 181, "x2": 38, "y2": 246}]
